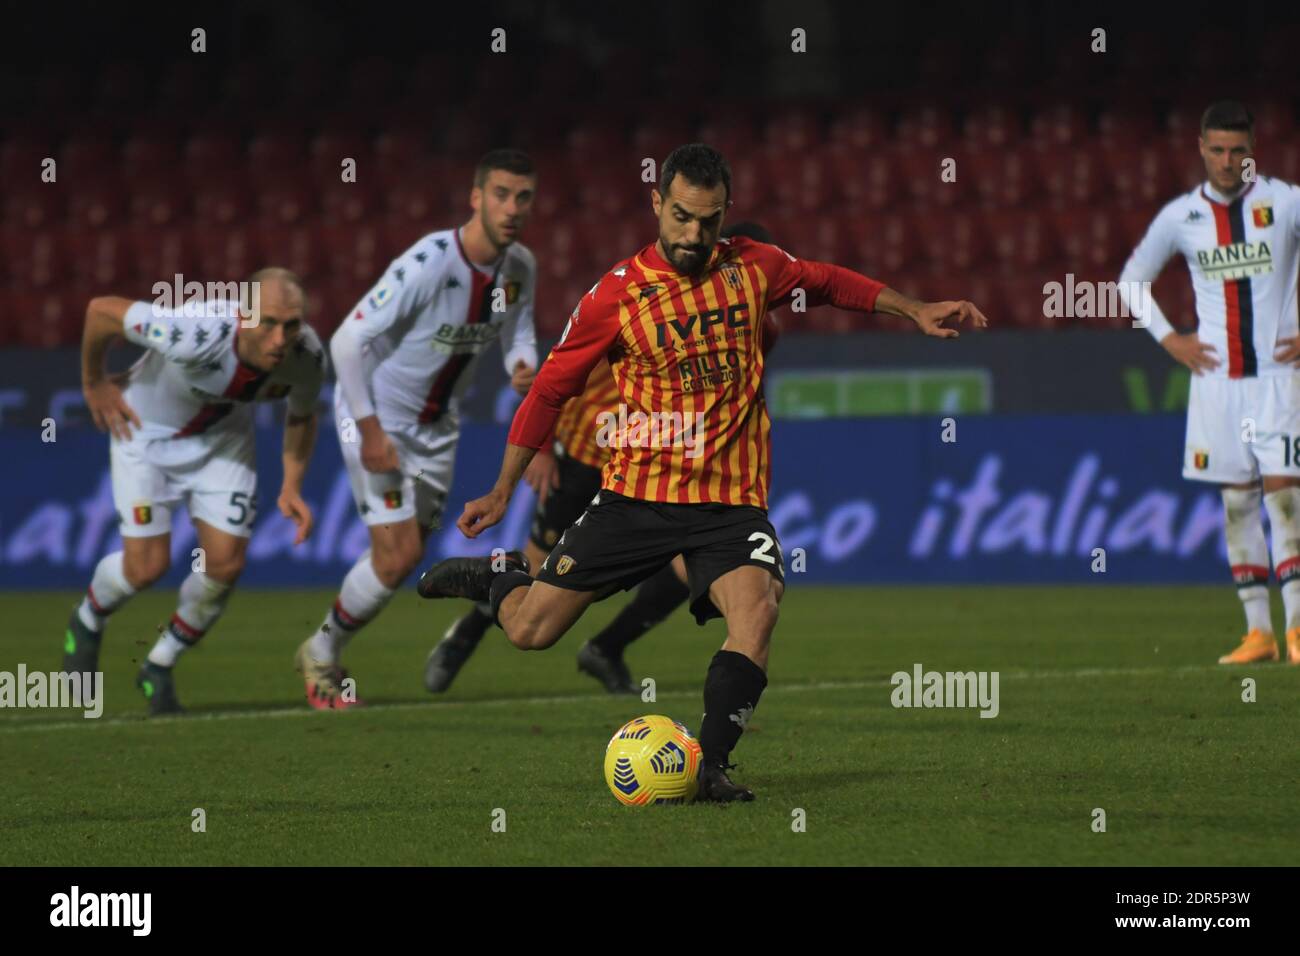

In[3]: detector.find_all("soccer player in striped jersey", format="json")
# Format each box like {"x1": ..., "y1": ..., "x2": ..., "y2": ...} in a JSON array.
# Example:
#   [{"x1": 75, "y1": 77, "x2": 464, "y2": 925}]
[
  {"x1": 418, "y1": 144, "x2": 985, "y2": 800},
  {"x1": 64, "y1": 269, "x2": 323, "y2": 714},
  {"x1": 1120, "y1": 101, "x2": 1300, "y2": 665},
  {"x1": 299, "y1": 149, "x2": 539, "y2": 708},
  {"x1": 424, "y1": 222, "x2": 780, "y2": 695}
]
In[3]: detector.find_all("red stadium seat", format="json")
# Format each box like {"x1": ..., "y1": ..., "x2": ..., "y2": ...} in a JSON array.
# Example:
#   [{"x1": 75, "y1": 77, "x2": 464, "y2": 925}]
[
  {"x1": 194, "y1": 183, "x2": 255, "y2": 225},
  {"x1": 827, "y1": 146, "x2": 896, "y2": 212},
  {"x1": 1, "y1": 136, "x2": 55, "y2": 182},
  {"x1": 896, "y1": 104, "x2": 957, "y2": 149},
  {"x1": 576, "y1": 165, "x2": 639, "y2": 217},
  {"x1": 695, "y1": 118, "x2": 758, "y2": 166},
  {"x1": 320, "y1": 222, "x2": 393, "y2": 288},
  {"x1": 248, "y1": 132, "x2": 307, "y2": 185},
  {"x1": 259, "y1": 224, "x2": 327, "y2": 284},
  {"x1": 130, "y1": 180, "x2": 191, "y2": 227},
  {"x1": 765, "y1": 149, "x2": 833, "y2": 212},
  {"x1": 843, "y1": 216, "x2": 916, "y2": 276},
  {"x1": 320, "y1": 180, "x2": 380, "y2": 225},
  {"x1": 257, "y1": 179, "x2": 317, "y2": 226},
  {"x1": 828, "y1": 107, "x2": 889, "y2": 150},
  {"x1": 761, "y1": 107, "x2": 824, "y2": 154},
  {"x1": 1113, "y1": 144, "x2": 1177, "y2": 208},
  {"x1": 1029, "y1": 104, "x2": 1089, "y2": 148},
  {"x1": 185, "y1": 133, "x2": 247, "y2": 187},
  {"x1": 191, "y1": 225, "x2": 259, "y2": 282},
  {"x1": 374, "y1": 130, "x2": 430, "y2": 176},
  {"x1": 632, "y1": 121, "x2": 694, "y2": 165},
  {"x1": 69, "y1": 231, "x2": 133, "y2": 287},
  {"x1": 1050, "y1": 207, "x2": 1127, "y2": 274},
  {"x1": 1096, "y1": 108, "x2": 1159, "y2": 144},
  {"x1": 969, "y1": 148, "x2": 1041, "y2": 206},
  {"x1": 11, "y1": 288, "x2": 87, "y2": 348},
  {"x1": 962, "y1": 104, "x2": 1022, "y2": 149},
  {"x1": 126, "y1": 225, "x2": 196, "y2": 288},
  {"x1": 3, "y1": 181, "x2": 65, "y2": 230},
  {"x1": 68, "y1": 178, "x2": 128, "y2": 229},
  {"x1": 927, "y1": 209, "x2": 990, "y2": 272},
  {"x1": 984, "y1": 209, "x2": 1059, "y2": 275},
  {"x1": 59, "y1": 136, "x2": 117, "y2": 179},
  {"x1": 122, "y1": 135, "x2": 180, "y2": 179},
  {"x1": 1035, "y1": 146, "x2": 1101, "y2": 205},
  {"x1": 309, "y1": 130, "x2": 373, "y2": 188}
]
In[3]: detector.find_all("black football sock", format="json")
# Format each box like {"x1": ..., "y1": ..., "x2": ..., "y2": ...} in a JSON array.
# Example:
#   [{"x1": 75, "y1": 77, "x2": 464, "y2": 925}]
[
  {"x1": 488, "y1": 570, "x2": 533, "y2": 629},
  {"x1": 448, "y1": 604, "x2": 494, "y2": 647},
  {"x1": 590, "y1": 564, "x2": 690, "y2": 657},
  {"x1": 699, "y1": 650, "x2": 768, "y2": 767}
]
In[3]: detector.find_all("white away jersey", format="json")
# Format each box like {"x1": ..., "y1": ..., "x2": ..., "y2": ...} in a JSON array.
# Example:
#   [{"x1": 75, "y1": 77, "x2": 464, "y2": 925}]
[
  {"x1": 120, "y1": 299, "x2": 326, "y2": 442},
  {"x1": 1122, "y1": 176, "x2": 1300, "y2": 378},
  {"x1": 342, "y1": 227, "x2": 538, "y2": 426}
]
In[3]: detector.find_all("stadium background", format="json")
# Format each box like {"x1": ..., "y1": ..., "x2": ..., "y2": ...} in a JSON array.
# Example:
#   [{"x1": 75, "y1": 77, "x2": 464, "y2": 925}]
[{"x1": 4, "y1": 0, "x2": 1299, "y2": 588}]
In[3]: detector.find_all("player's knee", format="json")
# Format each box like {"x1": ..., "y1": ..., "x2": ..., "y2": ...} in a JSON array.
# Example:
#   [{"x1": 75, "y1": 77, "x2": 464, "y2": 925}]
[
  {"x1": 204, "y1": 550, "x2": 247, "y2": 584},
  {"x1": 124, "y1": 548, "x2": 169, "y2": 589},
  {"x1": 372, "y1": 539, "x2": 420, "y2": 587},
  {"x1": 754, "y1": 589, "x2": 781, "y2": 638},
  {"x1": 506, "y1": 610, "x2": 552, "y2": 651}
]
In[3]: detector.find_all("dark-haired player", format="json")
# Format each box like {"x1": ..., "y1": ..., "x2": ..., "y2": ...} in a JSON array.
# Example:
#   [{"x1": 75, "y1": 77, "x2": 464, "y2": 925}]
[
  {"x1": 299, "y1": 149, "x2": 539, "y2": 708},
  {"x1": 420, "y1": 144, "x2": 986, "y2": 800},
  {"x1": 1121, "y1": 101, "x2": 1300, "y2": 665},
  {"x1": 424, "y1": 222, "x2": 781, "y2": 695}
]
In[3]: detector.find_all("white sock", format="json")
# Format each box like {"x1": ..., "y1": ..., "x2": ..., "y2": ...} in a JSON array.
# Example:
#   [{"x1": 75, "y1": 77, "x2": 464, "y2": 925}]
[
  {"x1": 1264, "y1": 486, "x2": 1300, "y2": 631},
  {"x1": 309, "y1": 552, "x2": 395, "y2": 663},
  {"x1": 147, "y1": 572, "x2": 233, "y2": 667},
  {"x1": 1222, "y1": 487, "x2": 1273, "y2": 634},
  {"x1": 78, "y1": 552, "x2": 137, "y2": 633}
]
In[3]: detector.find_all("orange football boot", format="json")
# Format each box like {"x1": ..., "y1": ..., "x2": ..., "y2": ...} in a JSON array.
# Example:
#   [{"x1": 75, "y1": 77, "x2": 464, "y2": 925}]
[{"x1": 1217, "y1": 629, "x2": 1280, "y2": 664}]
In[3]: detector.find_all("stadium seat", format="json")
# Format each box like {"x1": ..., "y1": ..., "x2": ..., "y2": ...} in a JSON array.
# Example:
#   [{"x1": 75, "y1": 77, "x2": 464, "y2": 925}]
[
  {"x1": 130, "y1": 181, "x2": 191, "y2": 227},
  {"x1": 259, "y1": 224, "x2": 327, "y2": 283},
  {"x1": 765, "y1": 149, "x2": 832, "y2": 212},
  {"x1": 827, "y1": 107, "x2": 888, "y2": 150},
  {"x1": 985, "y1": 209, "x2": 1059, "y2": 275},
  {"x1": 3, "y1": 182, "x2": 65, "y2": 230},
  {"x1": 843, "y1": 216, "x2": 915, "y2": 276},
  {"x1": 896, "y1": 104, "x2": 957, "y2": 149},
  {"x1": 185, "y1": 134, "x2": 247, "y2": 188},
  {"x1": 309, "y1": 130, "x2": 373, "y2": 188},
  {"x1": 11, "y1": 288, "x2": 88, "y2": 348},
  {"x1": 1112, "y1": 144, "x2": 1178, "y2": 207},
  {"x1": 1050, "y1": 207, "x2": 1127, "y2": 273},
  {"x1": 126, "y1": 224, "x2": 196, "y2": 287},
  {"x1": 1029, "y1": 104, "x2": 1089, "y2": 148},
  {"x1": 1035, "y1": 146, "x2": 1101, "y2": 205},
  {"x1": 70, "y1": 231, "x2": 133, "y2": 287},
  {"x1": 970, "y1": 148, "x2": 1040, "y2": 206},
  {"x1": 257, "y1": 179, "x2": 317, "y2": 226},
  {"x1": 122, "y1": 135, "x2": 181, "y2": 179},
  {"x1": 192, "y1": 225, "x2": 260, "y2": 283},
  {"x1": 962, "y1": 104, "x2": 1022, "y2": 149},
  {"x1": 248, "y1": 132, "x2": 308, "y2": 185},
  {"x1": 320, "y1": 180, "x2": 380, "y2": 225},
  {"x1": 194, "y1": 183, "x2": 255, "y2": 225},
  {"x1": 58, "y1": 136, "x2": 117, "y2": 179},
  {"x1": 68, "y1": 178, "x2": 128, "y2": 229}
]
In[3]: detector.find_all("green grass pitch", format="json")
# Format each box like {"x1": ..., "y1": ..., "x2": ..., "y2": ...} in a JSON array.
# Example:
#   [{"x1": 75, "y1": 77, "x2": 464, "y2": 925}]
[{"x1": 2, "y1": 586, "x2": 1296, "y2": 866}]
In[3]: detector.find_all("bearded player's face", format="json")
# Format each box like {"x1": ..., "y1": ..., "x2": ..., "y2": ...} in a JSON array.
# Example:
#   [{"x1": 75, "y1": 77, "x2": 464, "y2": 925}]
[
  {"x1": 652, "y1": 178, "x2": 727, "y2": 276},
  {"x1": 474, "y1": 170, "x2": 536, "y2": 249}
]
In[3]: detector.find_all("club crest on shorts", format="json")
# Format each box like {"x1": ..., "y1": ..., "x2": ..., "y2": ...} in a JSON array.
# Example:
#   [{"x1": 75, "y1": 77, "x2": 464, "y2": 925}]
[
  {"x1": 556, "y1": 555, "x2": 576, "y2": 575},
  {"x1": 383, "y1": 489, "x2": 402, "y2": 509},
  {"x1": 132, "y1": 502, "x2": 152, "y2": 525},
  {"x1": 1193, "y1": 449, "x2": 1210, "y2": 470}
]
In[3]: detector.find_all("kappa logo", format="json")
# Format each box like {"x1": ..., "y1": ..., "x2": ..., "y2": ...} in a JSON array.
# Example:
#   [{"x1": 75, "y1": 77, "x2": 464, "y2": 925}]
[
  {"x1": 1185, "y1": 209, "x2": 1204, "y2": 223},
  {"x1": 555, "y1": 555, "x2": 576, "y2": 575}
]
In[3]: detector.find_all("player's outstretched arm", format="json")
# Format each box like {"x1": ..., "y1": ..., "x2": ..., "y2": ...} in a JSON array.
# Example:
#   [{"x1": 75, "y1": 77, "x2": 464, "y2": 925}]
[
  {"x1": 279, "y1": 410, "x2": 318, "y2": 545},
  {"x1": 873, "y1": 287, "x2": 988, "y2": 338},
  {"x1": 81, "y1": 296, "x2": 142, "y2": 439}
]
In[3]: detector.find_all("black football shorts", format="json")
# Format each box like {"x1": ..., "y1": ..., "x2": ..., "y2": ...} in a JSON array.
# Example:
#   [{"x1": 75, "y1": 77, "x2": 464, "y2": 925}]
[
  {"x1": 529, "y1": 447, "x2": 603, "y2": 552},
  {"x1": 533, "y1": 489, "x2": 784, "y2": 624}
]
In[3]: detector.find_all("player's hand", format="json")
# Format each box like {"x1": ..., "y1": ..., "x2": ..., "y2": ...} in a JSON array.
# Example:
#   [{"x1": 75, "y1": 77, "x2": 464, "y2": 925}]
[
  {"x1": 511, "y1": 361, "x2": 537, "y2": 396},
  {"x1": 277, "y1": 488, "x2": 314, "y2": 545},
  {"x1": 911, "y1": 300, "x2": 988, "y2": 338},
  {"x1": 358, "y1": 416, "x2": 400, "y2": 473},
  {"x1": 1275, "y1": 336, "x2": 1300, "y2": 367},
  {"x1": 457, "y1": 488, "x2": 510, "y2": 538},
  {"x1": 524, "y1": 450, "x2": 560, "y2": 505},
  {"x1": 84, "y1": 377, "x2": 142, "y2": 440},
  {"x1": 1162, "y1": 332, "x2": 1221, "y2": 374}
]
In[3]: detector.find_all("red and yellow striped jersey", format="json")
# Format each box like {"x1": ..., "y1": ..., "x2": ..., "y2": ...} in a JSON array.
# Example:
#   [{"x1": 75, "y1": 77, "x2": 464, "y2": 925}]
[
  {"x1": 510, "y1": 236, "x2": 884, "y2": 508},
  {"x1": 554, "y1": 360, "x2": 622, "y2": 468}
]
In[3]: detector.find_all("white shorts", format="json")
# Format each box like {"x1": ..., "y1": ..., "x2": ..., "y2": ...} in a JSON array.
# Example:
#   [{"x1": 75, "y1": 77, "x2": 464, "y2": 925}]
[
  {"x1": 1184, "y1": 373, "x2": 1300, "y2": 483},
  {"x1": 111, "y1": 430, "x2": 258, "y2": 539},
  {"x1": 335, "y1": 397, "x2": 457, "y2": 529}
]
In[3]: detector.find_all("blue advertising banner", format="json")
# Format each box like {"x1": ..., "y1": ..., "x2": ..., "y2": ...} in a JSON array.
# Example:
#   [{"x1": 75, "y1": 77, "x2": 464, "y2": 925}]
[{"x1": 0, "y1": 415, "x2": 1229, "y2": 588}]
